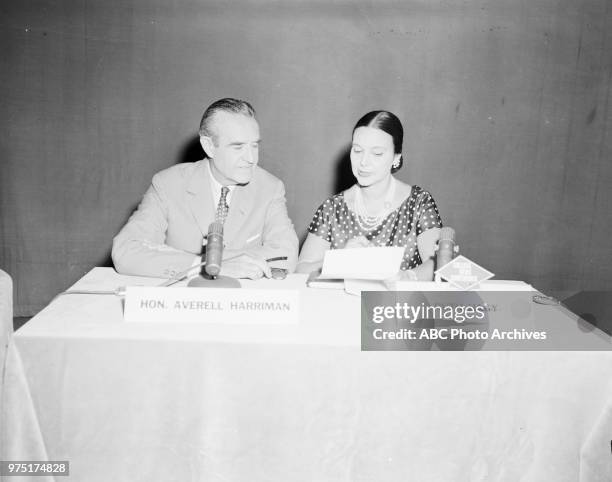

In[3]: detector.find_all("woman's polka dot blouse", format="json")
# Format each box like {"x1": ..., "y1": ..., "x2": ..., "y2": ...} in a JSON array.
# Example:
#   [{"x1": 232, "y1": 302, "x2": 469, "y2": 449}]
[{"x1": 307, "y1": 185, "x2": 443, "y2": 270}]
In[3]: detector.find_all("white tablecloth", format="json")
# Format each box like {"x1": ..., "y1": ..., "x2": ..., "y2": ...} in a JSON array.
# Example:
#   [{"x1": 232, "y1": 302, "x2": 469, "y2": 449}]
[{"x1": 2, "y1": 268, "x2": 611, "y2": 481}]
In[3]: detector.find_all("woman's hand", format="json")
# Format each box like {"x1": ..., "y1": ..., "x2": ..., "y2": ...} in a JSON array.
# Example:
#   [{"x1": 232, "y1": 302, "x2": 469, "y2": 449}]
[{"x1": 344, "y1": 236, "x2": 371, "y2": 249}]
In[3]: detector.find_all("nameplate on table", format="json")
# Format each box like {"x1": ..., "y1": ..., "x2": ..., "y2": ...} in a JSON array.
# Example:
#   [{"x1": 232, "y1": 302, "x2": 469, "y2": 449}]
[{"x1": 124, "y1": 287, "x2": 299, "y2": 324}]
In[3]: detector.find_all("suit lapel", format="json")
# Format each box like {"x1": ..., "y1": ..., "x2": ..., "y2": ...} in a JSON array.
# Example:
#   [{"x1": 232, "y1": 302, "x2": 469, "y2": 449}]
[{"x1": 187, "y1": 160, "x2": 215, "y2": 237}]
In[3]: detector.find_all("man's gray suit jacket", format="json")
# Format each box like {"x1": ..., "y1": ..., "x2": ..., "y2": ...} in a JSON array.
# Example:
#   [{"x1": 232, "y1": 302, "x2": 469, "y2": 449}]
[{"x1": 112, "y1": 159, "x2": 299, "y2": 278}]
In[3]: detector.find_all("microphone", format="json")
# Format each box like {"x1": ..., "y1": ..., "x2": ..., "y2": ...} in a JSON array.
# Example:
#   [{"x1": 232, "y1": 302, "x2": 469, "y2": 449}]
[
  {"x1": 435, "y1": 227, "x2": 458, "y2": 277},
  {"x1": 204, "y1": 222, "x2": 224, "y2": 278}
]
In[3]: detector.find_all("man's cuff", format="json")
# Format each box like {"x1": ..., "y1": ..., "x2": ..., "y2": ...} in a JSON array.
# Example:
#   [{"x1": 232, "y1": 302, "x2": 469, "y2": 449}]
[{"x1": 189, "y1": 255, "x2": 203, "y2": 278}]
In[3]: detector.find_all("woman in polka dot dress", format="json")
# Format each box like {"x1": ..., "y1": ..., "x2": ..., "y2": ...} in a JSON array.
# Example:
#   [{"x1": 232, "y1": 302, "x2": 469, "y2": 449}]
[{"x1": 297, "y1": 110, "x2": 443, "y2": 281}]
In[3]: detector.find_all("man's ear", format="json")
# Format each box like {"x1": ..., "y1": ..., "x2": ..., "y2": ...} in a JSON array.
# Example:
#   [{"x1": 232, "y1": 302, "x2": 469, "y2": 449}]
[{"x1": 200, "y1": 135, "x2": 215, "y2": 159}]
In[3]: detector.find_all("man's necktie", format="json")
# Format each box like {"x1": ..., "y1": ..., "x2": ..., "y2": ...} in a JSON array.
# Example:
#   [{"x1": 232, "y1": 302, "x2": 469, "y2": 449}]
[{"x1": 215, "y1": 186, "x2": 230, "y2": 224}]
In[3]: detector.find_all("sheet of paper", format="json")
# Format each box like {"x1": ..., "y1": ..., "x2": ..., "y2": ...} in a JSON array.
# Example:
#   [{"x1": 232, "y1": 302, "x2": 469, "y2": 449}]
[{"x1": 318, "y1": 247, "x2": 405, "y2": 280}]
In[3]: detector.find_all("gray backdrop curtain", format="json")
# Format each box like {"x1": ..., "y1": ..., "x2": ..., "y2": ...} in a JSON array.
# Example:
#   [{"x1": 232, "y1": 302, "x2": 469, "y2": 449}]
[{"x1": 1, "y1": 0, "x2": 611, "y2": 316}]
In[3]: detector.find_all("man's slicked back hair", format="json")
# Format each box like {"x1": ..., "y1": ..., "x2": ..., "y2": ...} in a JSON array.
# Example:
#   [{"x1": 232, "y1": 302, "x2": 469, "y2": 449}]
[{"x1": 199, "y1": 98, "x2": 256, "y2": 144}]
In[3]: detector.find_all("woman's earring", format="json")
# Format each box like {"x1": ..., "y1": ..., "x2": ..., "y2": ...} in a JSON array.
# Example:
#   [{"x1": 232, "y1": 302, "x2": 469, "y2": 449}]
[{"x1": 392, "y1": 155, "x2": 402, "y2": 170}]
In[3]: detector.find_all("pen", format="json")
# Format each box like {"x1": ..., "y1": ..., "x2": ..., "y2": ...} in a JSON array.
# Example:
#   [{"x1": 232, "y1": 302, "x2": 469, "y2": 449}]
[{"x1": 265, "y1": 256, "x2": 288, "y2": 263}]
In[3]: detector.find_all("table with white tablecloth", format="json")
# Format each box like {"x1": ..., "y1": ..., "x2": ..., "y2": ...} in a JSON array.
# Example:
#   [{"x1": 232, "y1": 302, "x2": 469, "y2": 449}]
[{"x1": 2, "y1": 268, "x2": 611, "y2": 481}]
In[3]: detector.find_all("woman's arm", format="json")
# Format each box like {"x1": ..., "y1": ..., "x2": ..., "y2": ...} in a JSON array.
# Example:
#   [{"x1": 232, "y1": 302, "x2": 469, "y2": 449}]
[
  {"x1": 409, "y1": 227, "x2": 441, "y2": 281},
  {"x1": 296, "y1": 233, "x2": 331, "y2": 274}
]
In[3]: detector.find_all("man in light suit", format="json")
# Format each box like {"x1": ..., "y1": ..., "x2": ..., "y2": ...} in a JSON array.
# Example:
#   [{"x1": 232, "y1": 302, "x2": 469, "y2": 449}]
[{"x1": 112, "y1": 98, "x2": 298, "y2": 279}]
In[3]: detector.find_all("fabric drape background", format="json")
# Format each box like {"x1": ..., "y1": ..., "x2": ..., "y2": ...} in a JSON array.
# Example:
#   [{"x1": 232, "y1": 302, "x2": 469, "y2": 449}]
[{"x1": 1, "y1": 0, "x2": 611, "y2": 315}]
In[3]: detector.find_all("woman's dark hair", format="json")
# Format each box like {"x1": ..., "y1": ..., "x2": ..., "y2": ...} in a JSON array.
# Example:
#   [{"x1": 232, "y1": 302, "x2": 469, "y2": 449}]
[{"x1": 353, "y1": 111, "x2": 404, "y2": 172}]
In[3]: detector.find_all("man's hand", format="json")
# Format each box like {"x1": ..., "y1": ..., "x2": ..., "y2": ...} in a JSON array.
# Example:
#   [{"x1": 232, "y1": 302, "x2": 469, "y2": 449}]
[
  {"x1": 219, "y1": 253, "x2": 271, "y2": 280},
  {"x1": 344, "y1": 236, "x2": 371, "y2": 249}
]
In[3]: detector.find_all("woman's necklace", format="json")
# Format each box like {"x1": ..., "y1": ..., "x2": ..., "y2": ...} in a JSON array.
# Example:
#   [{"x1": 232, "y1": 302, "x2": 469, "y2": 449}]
[{"x1": 353, "y1": 177, "x2": 397, "y2": 232}]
